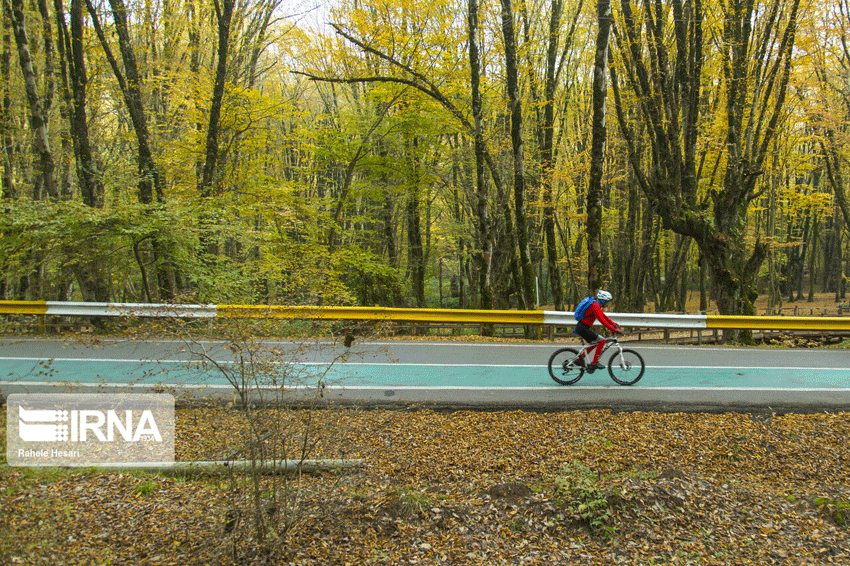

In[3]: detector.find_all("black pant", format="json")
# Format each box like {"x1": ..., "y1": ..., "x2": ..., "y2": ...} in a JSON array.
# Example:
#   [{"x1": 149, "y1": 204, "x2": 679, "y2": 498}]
[{"x1": 574, "y1": 321, "x2": 602, "y2": 344}]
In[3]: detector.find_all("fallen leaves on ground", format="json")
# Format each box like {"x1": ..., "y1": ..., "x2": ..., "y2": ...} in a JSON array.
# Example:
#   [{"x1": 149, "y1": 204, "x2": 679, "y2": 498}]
[{"x1": 1, "y1": 407, "x2": 849, "y2": 565}]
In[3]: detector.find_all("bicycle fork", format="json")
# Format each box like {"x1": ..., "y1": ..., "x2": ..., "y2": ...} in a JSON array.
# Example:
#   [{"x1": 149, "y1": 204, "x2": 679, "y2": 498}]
[{"x1": 609, "y1": 343, "x2": 630, "y2": 371}]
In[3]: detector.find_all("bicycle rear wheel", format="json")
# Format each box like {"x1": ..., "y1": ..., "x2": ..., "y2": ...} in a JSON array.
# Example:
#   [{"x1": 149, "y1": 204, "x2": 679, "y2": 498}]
[
  {"x1": 548, "y1": 348, "x2": 585, "y2": 385},
  {"x1": 607, "y1": 348, "x2": 645, "y2": 385}
]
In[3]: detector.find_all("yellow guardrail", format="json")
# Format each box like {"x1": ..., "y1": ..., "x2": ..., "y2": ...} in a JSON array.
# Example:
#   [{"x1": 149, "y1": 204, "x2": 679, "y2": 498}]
[
  {"x1": 0, "y1": 301, "x2": 49, "y2": 315},
  {"x1": 0, "y1": 301, "x2": 849, "y2": 331},
  {"x1": 705, "y1": 316, "x2": 850, "y2": 331}
]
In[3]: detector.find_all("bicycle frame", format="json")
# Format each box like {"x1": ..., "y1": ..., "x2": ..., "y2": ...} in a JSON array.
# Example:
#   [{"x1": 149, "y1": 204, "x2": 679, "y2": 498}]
[{"x1": 577, "y1": 337, "x2": 621, "y2": 369}]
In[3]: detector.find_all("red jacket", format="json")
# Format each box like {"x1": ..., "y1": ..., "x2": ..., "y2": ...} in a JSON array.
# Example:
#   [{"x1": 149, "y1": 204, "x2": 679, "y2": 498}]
[{"x1": 580, "y1": 301, "x2": 620, "y2": 332}]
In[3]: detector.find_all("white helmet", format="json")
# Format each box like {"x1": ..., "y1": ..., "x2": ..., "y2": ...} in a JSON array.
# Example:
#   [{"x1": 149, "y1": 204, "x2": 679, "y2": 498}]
[{"x1": 596, "y1": 290, "x2": 613, "y2": 304}]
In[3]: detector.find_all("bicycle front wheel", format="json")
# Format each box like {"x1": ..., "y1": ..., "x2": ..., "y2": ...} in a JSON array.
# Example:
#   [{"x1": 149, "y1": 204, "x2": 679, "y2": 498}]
[
  {"x1": 607, "y1": 348, "x2": 645, "y2": 385},
  {"x1": 548, "y1": 348, "x2": 585, "y2": 385}
]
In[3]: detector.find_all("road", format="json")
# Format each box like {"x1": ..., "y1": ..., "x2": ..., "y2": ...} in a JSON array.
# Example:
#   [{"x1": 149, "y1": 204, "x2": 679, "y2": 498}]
[{"x1": 1, "y1": 337, "x2": 848, "y2": 412}]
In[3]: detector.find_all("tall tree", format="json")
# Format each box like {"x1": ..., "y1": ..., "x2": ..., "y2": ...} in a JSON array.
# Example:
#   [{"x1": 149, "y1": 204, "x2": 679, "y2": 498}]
[
  {"x1": 2, "y1": 6, "x2": 15, "y2": 199},
  {"x1": 534, "y1": 0, "x2": 584, "y2": 311},
  {"x1": 197, "y1": 0, "x2": 235, "y2": 196},
  {"x1": 56, "y1": 0, "x2": 102, "y2": 208},
  {"x1": 587, "y1": 0, "x2": 611, "y2": 293},
  {"x1": 500, "y1": 0, "x2": 535, "y2": 309},
  {"x1": 87, "y1": 0, "x2": 174, "y2": 299},
  {"x1": 468, "y1": 0, "x2": 492, "y2": 312},
  {"x1": 611, "y1": 0, "x2": 800, "y2": 340},
  {"x1": 87, "y1": 0, "x2": 164, "y2": 205},
  {"x1": 51, "y1": 0, "x2": 111, "y2": 302},
  {"x1": 4, "y1": 0, "x2": 56, "y2": 200},
  {"x1": 813, "y1": 0, "x2": 850, "y2": 232}
]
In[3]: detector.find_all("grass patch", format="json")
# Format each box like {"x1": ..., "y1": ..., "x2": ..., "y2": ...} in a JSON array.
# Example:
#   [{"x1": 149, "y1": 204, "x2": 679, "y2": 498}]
[{"x1": 815, "y1": 497, "x2": 850, "y2": 526}]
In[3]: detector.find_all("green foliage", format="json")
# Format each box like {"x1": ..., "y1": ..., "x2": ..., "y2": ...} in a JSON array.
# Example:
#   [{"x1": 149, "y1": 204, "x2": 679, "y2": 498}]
[
  {"x1": 0, "y1": 199, "x2": 195, "y2": 300},
  {"x1": 554, "y1": 460, "x2": 615, "y2": 536},
  {"x1": 336, "y1": 247, "x2": 403, "y2": 306},
  {"x1": 0, "y1": 192, "x2": 375, "y2": 305}
]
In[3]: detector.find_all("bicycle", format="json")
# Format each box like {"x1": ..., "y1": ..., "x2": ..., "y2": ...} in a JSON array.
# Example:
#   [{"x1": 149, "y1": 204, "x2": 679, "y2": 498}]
[{"x1": 547, "y1": 335, "x2": 645, "y2": 386}]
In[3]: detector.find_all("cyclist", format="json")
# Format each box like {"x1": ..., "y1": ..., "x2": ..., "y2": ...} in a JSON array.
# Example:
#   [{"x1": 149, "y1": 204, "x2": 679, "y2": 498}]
[{"x1": 574, "y1": 290, "x2": 622, "y2": 370}]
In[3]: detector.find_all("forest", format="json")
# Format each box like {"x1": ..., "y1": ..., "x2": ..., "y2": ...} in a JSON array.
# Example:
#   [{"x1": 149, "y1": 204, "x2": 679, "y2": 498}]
[{"x1": 0, "y1": 0, "x2": 848, "y2": 322}]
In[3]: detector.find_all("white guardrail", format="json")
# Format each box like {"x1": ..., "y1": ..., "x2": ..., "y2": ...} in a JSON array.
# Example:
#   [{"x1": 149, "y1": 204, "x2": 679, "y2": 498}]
[{"x1": 543, "y1": 311, "x2": 708, "y2": 329}]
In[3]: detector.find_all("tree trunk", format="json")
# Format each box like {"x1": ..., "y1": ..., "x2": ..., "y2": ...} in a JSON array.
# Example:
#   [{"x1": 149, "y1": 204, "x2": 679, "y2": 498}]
[
  {"x1": 197, "y1": 0, "x2": 235, "y2": 197},
  {"x1": 1, "y1": 18, "x2": 13, "y2": 199},
  {"x1": 500, "y1": 0, "x2": 535, "y2": 309},
  {"x1": 820, "y1": 134, "x2": 850, "y2": 232},
  {"x1": 0, "y1": 24, "x2": 11, "y2": 299},
  {"x1": 538, "y1": 0, "x2": 569, "y2": 310},
  {"x1": 5, "y1": 0, "x2": 56, "y2": 200},
  {"x1": 824, "y1": 215, "x2": 841, "y2": 294},
  {"x1": 807, "y1": 216, "x2": 818, "y2": 302},
  {"x1": 587, "y1": 0, "x2": 612, "y2": 294},
  {"x1": 468, "y1": 0, "x2": 492, "y2": 318},
  {"x1": 87, "y1": 0, "x2": 164, "y2": 205},
  {"x1": 406, "y1": 136, "x2": 425, "y2": 308},
  {"x1": 767, "y1": 165, "x2": 780, "y2": 313},
  {"x1": 62, "y1": 0, "x2": 102, "y2": 208}
]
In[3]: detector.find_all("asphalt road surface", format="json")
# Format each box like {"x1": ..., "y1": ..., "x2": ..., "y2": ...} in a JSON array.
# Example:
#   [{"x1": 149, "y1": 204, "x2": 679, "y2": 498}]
[{"x1": 1, "y1": 337, "x2": 848, "y2": 412}]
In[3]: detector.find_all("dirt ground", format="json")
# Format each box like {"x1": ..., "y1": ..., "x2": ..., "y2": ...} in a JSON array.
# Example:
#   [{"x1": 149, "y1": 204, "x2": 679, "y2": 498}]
[{"x1": 2, "y1": 406, "x2": 849, "y2": 565}]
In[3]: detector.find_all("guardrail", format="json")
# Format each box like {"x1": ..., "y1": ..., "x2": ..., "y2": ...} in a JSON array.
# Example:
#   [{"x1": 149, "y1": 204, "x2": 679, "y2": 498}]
[{"x1": 1, "y1": 300, "x2": 849, "y2": 332}]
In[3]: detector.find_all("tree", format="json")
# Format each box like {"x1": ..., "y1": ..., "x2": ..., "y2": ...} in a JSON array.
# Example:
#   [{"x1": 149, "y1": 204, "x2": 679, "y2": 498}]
[
  {"x1": 610, "y1": 0, "x2": 801, "y2": 340},
  {"x1": 1, "y1": 11, "x2": 13, "y2": 199},
  {"x1": 531, "y1": 0, "x2": 585, "y2": 311},
  {"x1": 468, "y1": 0, "x2": 492, "y2": 312},
  {"x1": 294, "y1": 10, "x2": 523, "y2": 311},
  {"x1": 4, "y1": 0, "x2": 56, "y2": 201},
  {"x1": 53, "y1": 0, "x2": 111, "y2": 303},
  {"x1": 87, "y1": 0, "x2": 175, "y2": 300},
  {"x1": 197, "y1": 0, "x2": 235, "y2": 196},
  {"x1": 57, "y1": 0, "x2": 102, "y2": 208},
  {"x1": 87, "y1": 0, "x2": 164, "y2": 205},
  {"x1": 587, "y1": 0, "x2": 611, "y2": 293},
  {"x1": 812, "y1": 0, "x2": 850, "y2": 233},
  {"x1": 500, "y1": 0, "x2": 535, "y2": 309}
]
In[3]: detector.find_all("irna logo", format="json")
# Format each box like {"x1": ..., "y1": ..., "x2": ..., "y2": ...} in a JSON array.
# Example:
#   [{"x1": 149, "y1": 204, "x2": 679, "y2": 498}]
[
  {"x1": 18, "y1": 406, "x2": 163, "y2": 443},
  {"x1": 7, "y1": 393, "x2": 174, "y2": 467}
]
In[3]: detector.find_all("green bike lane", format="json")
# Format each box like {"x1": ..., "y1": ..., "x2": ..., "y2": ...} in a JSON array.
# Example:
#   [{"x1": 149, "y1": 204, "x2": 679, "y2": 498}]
[{"x1": 2, "y1": 356, "x2": 849, "y2": 390}]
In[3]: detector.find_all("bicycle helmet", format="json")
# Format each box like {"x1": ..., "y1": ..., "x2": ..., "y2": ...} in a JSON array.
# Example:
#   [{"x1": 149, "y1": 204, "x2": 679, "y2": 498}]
[{"x1": 596, "y1": 290, "x2": 613, "y2": 304}]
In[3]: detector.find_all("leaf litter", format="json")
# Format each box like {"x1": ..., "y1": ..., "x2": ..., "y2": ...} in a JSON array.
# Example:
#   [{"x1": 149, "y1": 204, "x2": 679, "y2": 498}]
[{"x1": 1, "y1": 406, "x2": 849, "y2": 564}]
